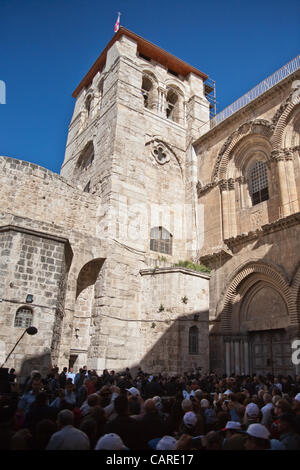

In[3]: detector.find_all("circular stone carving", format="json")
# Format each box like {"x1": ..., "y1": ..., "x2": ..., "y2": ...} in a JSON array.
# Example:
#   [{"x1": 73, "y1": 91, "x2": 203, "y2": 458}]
[{"x1": 151, "y1": 142, "x2": 170, "y2": 165}]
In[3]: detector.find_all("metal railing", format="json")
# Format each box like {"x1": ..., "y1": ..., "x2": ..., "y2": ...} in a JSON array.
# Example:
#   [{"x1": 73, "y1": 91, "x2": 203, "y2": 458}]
[{"x1": 210, "y1": 55, "x2": 300, "y2": 128}]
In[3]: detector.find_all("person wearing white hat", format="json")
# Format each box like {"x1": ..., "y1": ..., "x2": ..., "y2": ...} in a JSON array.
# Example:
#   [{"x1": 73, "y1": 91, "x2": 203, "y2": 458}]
[
  {"x1": 222, "y1": 421, "x2": 242, "y2": 439},
  {"x1": 156, "y1": 435, "x2": 177, "y2": 450},
  {"x1": 244, "y1": 402, "x2": 261, "y2": 427},
  {"x1": 183, "y1": 411, "x2": 198, "y2": 429},
  {"x1": 126, "y1": 387, "x2": 140, "y2": 397},
  {"x1": 95, "y1": 433, "x2": 128, "y2": 450},
  {"x1": 245, "y1": 423, "x2": 270, "y2": 450}
]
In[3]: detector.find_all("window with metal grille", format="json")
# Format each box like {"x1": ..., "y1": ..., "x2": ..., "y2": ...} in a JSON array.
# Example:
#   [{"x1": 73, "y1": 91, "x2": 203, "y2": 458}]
[
  {"x1": 189, "y1": 326, "x2": 199, "y2": 355},
  {"x1": 150, "y1": 227, "x2": 172, "y2": 255},
  {"x1": 249, "y1": 161, "x2": 269, "y2": 206},
  {"x1": 14, "y1": 307, "x2": 33, "y2": 328}
]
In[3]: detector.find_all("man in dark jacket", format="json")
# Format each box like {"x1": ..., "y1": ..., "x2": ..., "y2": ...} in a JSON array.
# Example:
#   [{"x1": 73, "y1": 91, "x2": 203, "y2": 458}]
[
  {"x1": 144, "y1": 376, "x2": 164, "y2": 399},
  {"x1": 138, "y1": 399, "x2": 166, "y2": 447},
  {"x1": 103, "y1": 394, "x2": 143, "y2": 450},
  {"x1": 59, "y1": 368, "x2": 68, "y2": 389}
]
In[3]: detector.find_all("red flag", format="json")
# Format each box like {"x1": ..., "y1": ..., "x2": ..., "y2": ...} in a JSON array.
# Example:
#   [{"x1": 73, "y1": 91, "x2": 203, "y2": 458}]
[{"x1": 114, "y1": 12, "x2": 120, "y2": 33}]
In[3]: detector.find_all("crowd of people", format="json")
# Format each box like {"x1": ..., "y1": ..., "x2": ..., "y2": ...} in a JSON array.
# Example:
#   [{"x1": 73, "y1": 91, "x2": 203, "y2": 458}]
[{"x1": 1, "y1": 365, "x2": 300, "y2": 451}]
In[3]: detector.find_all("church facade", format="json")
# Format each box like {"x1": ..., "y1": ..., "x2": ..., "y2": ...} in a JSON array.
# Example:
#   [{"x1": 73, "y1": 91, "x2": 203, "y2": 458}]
[{"x1": 0, "y1": 28, "x2": 299, "y2": 378}]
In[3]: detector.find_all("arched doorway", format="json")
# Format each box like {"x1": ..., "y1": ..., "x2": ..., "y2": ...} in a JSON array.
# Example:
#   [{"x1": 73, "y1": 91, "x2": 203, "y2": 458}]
[{"x1": 219, "y1": 262, "x2": 294, "y2": 376}]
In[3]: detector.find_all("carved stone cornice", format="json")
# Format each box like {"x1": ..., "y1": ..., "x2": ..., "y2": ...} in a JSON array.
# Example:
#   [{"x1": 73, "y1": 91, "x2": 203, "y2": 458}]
[
  {"x1": 197, "y1": 176, "x2": 241, "y2": 197},
  {"x1": 196, "y1": 180, "x2": 216, "y2": 197},
  {"x1": 199, "y1": 247, "x2": 233, "y2": 267},
  {"x1": 270, "y1": 149, "x2": 295, "y2": 162},
  {"x1": 224, "y1": 212, "x2": 300, "y2": 249}
]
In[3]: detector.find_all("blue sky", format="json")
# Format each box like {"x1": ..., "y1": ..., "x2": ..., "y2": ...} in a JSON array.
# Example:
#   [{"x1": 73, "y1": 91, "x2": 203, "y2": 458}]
[{"x1": 1, "y1": 0, "x2": 299, "y2": 173}]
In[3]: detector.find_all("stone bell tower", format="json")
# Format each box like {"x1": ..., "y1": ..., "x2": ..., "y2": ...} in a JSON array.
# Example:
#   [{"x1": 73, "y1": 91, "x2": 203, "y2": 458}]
[
  {"x1": 59, "y1": 29, "x2": 211, "y2": 373},
  {"x1": 60, "y1": 27, "x2": 210, "y2": 257}
]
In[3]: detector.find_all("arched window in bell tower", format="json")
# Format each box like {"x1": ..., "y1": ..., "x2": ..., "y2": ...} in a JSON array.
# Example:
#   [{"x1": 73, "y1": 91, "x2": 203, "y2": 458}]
[
  {"x1": 85, "y1": 94, "x2": 92, "y2": 118},
  {"x1": 141, "y1": 73, "x2": 158, "y2": 111}
]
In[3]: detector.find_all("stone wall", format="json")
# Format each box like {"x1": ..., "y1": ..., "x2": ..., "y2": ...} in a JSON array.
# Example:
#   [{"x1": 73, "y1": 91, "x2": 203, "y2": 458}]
[
  {"x1": 0, "y1": 226, "x2": 69, "y2": 376},
  {"x1": 140, "y1": 267, "x2": 209, "y2": 374}
]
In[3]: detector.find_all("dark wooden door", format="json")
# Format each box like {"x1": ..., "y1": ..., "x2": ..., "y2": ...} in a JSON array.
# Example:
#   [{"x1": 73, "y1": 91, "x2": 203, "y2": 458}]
[{"x1": 250, "y1": 329, "x2": 293, "y2": 376}]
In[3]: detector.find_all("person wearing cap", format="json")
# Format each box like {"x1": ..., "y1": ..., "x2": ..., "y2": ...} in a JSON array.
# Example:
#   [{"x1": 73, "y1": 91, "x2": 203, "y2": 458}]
[
  {"x1": 243, "y1": 402, "x2": 261, "y2": 427},
  {"x1": 178, "y1": 411, "x2": 201, "y2": 438},
  {"x1": 221, "y1": 421, "x2": 247, "y2": 450},
  {"x1": 156, "y1": 435, "x2": 177, "y2": 450},
  {"x1": 222, "y1": 421, "x2": 242, "y2": 440},
  {"x1": 245, "y1": 423, "x2": 271, "y2": 450},
  {"x1": 126, "y1": 387, "x2": 140, "y2": 397},
  {"x1": 278, "y1": 412, "x2": 300, "y2": 450},
  {"x1": 95, "y1": 433, "x2": 128, "y2": 450},
  {"x1": 200, "y1": 398, "x2": 217, "y2": 432}
]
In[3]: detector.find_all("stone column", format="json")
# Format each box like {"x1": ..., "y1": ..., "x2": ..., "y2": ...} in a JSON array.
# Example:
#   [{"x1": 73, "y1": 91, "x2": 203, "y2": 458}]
[
  {"x1": 285, "y1": 152, "x2": 299, "y2": 214},
  {"x1": 220, "y1": 181, "x2": 230, "y2": 240},
  {"x1": 243, "y1": 339, "x2": 249, "y2": 375},
  {"x1": 158, "y1": 88, "x2": 166, "y2": 116},
  {"x1": 272, "y1": 151, "x2": 291, "y2": 217},
  {"x1": 228, "y1": 179, "x2": 237, "y2": 238},
  {"x1": 234, "y1": 340, "x2": 240, "y2": 375},
  {"x1": 230, "y1": 340, "x2": 235, "y2": 376},
  {"x1": 225, "y1": 341, "x2": 231, "y2": 377}
]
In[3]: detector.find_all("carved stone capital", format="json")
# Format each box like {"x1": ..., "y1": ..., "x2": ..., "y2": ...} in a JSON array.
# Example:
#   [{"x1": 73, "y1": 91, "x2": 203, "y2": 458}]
[
  {"x1": 219, "y1": 180, "x2": 228, "y2": 192},
  {"x1": 228, "y1": 178, "x2": 235, "y2": 190},
  {"x1": 270, "y1": 150, "x2": 286, "y2": 162}
]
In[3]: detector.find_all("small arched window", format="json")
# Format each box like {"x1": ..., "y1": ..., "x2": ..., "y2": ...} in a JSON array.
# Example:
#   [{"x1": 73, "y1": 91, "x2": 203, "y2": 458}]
[
  {"x1": 76, "y1": 142, "x2": 94, "y2": 170},
  {"x1": 98, "y1": 80, "x2": 104, "y2": 109},
  {"x1": 142, "y1": 76, "x2": 153, "y2": 109},
  {"x1": 249, "y1": 160, "x2": 269, "y2": 206},
  {"x1": 150, "y1": 227, "x2": 172, "y2": 255},
  {"x1": 14, "y1": 307, "x2": 33, "y2": 328},
  {"x1": 85, "y1": 94, "x2": 92, "y2": 118},
  {"x1": 166, "y1": 89, "x2": 179, "y2": 121},
  {"x1": 189, "y1": 326, "x2": 199, "y2": 355}
]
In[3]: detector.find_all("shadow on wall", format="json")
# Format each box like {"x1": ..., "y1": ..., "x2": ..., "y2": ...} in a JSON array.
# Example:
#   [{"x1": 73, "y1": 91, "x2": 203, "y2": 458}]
[
  {"x1": 15, "y1": 310, "x2": 209, "y2": 379},
  {"x1": 126, "y1": 309, "x2": 209, "y2": 376},
  {"x1": 19, "y1": 352, "x2": 52, "y2": 383}
]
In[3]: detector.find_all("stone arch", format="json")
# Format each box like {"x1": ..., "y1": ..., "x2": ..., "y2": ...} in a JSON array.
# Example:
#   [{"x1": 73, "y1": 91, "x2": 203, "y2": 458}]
[
  {"x1": 76, "y1": 258, "x2": 105, "y2": 299},
  {"x1": 226, "y1": 133, "x2": 272, "y2": 179},
  {"x1": 217, "y1": 260, "x2": 292, "y2": 333},
  {"x1": 291, "y1": 263, "x2": 300, "y2": 325},
  {"x1": 71, "y1": 258, "x2": 105, "y2": 365},
  {"x1": 165, "y1": 84, "x2": 185, "y2": 125},
  {"x1": 164, "y1": 79, "x2": 185, "y2": 96},
  {"x1": 271, "y1": 81, "x2": 300, "y2": 151},
  {"x1": 237, "y1": 277, "x2": 289, "y2": 333},
  {"x1": 141, "y1": 71, "x2": 158, "y2": 111},
  {"x1": 213, "y1": 119, "x2": 273, "y2": 182},
  {"x1": 281, "y1": 104, "x2": 300, "y2": 149}
]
